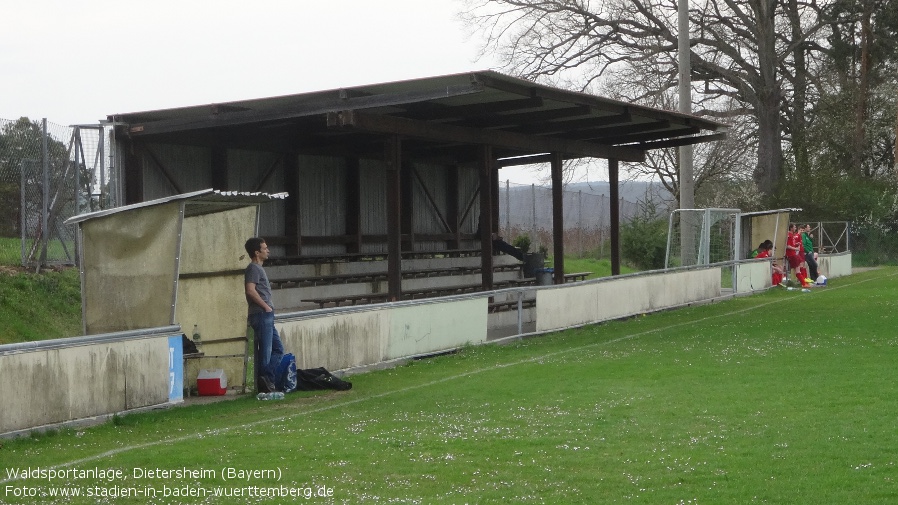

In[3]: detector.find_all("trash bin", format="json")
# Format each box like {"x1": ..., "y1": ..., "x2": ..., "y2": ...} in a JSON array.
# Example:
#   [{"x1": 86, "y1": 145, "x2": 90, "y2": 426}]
[
  {"x1": 522, "y1": 252, "x2": 545, "y2": 278},
  {"x1": 536, "y1": 267, "x2": 554, "y2": 286}
]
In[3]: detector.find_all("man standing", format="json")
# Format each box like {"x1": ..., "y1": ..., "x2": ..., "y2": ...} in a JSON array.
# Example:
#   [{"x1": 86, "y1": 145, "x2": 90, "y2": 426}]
[
  {"x1": 785, "y1": 223, "x2": 804, "y2": 284},
  {"x1": 245, "y1": 237, "x2": 283, "y2": 393},
  {"x1": 802, "y1": 224, "x2": 819, "y2": 281}
]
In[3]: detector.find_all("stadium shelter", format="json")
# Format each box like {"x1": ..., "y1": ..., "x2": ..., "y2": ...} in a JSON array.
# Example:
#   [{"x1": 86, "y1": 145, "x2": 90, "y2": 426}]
[{"x1": 107, "y1": 70, "x2": 727, "y2": 297}]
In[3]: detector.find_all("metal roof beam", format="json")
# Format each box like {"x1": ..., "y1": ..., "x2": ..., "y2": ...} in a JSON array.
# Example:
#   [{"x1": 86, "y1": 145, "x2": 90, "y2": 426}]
[
  {"x1": 458, "y1": 105, "x2": 593, "y2": 129},
  {"x1": 565, "y1": 120, "x2": 671, "y2": 141},
  {"x1": 638, "y1": 132, "x2": 728, "y2": 149},
  {"x1": 401, "y1": 97, "x2": 544, "y2": 121},
  {"x1": 601, "y1": 126, "x2": 702, "y2": 145},
  {"x1": 327, "y1": 110, "x2": 646, "y2": 162},
  {"x1": 507, "y1": 112, "x2": 632, "y2": 135},
  {"x1": 124, "y1": 84, "x2": 485, "y2": 136},
  {"x1": 473, "y1": 72, "x2": 726, "y2": 131}
]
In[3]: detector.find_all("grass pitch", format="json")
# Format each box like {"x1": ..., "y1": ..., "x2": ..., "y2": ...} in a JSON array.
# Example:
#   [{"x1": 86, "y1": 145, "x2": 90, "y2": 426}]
[{"x1": 2, "y1": 268, "x2": 897, "y2": 504}]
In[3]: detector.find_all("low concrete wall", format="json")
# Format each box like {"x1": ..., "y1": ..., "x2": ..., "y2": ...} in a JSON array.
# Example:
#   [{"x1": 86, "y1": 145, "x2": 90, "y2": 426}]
[
  {"x1": 0, "y1": 327, "x2": 181, "y2": 436},
  {"x1": 818, "y1": 252, "x2": 852, "y2": 279},
  {"x1": 535, "y1": 268, "x2": 722, "y2": 331},
  {"x1": 276, "y1": 297, "x2": 488, "y2": 370},
  {"x1": 734, "y1": 260, "x2": 774, "y2": 294}
]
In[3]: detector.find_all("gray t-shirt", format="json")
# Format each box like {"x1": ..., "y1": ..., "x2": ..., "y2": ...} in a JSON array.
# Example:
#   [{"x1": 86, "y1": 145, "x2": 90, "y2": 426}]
[{"x1": 245, "y1": 262, "x2": 273, "y2": 316}]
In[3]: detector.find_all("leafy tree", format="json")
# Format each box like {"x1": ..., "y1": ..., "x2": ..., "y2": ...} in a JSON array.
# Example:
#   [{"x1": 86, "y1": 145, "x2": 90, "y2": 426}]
[
  {"x1": 620, "y1": 201, "x2": 668, "y2": 270},
  {"x1": 0, "y1": 118, "x2": 74, "y2": 240},
  {"x1": 460, "y1": 0, "x2": 834, "y2": 199}
]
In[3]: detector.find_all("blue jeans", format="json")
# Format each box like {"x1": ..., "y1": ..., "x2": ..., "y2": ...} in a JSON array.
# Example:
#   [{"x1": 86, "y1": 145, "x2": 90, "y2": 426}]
[{"x1": 249, "y1": 311, "x2": 284, "y2": 383}]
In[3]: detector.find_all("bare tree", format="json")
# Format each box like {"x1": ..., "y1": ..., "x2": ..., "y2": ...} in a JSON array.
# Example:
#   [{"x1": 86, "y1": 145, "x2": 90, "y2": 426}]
[{"x1": 460, "y1": 0, "x2": 830, "y2": 198}]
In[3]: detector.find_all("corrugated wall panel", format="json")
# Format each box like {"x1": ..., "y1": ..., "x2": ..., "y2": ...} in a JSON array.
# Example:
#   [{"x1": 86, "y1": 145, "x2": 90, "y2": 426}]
[
  {"x1": 360, "y1": 160, "x2": 388, "y2": 254},
  {"x1": 142, "y1": 143, "x2": 211, "y2": 200},
  {"x1": 412, "y1": 163, "x2": 448, "y2": 252},
  {"x1": 458, "y1": 164, "x2": 480, "y2": 248},
  {"x1": 299, "y1": 155, "x2": 346, "y2": 256},
  {"x1": 228, "y1": 149, "x2": 285, "y2": 254}
]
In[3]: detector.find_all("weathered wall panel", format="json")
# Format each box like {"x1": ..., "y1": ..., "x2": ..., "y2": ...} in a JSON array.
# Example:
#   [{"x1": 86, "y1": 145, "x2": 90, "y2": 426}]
[
  {"x1": 299, "y1": 155, "x2": 347, "y2": 256},
  {"x1": 360, "y1": 159, "x2": 388, "y2": 253},
  {"x1": 386, "y1": 298, "x2": 488, "y2": 359},
  {"x1": 177, "y1": 206, "x2": 257, "y2": 388},
  {"x1": 536, "y1": 269, "x2": 722, "y2": 331},
  {"x1": 734, "y1": 260, "x2": 773, "y2": 293},
  {"x1": 0, "y1": 335, "x2": 172, "y2": 434},
  {"x1": 142, "y1": 143, "x2": 211, "y2": 200},
  {"x1": 81, "y1": 203, "x2": 181, "y2": 334},
  {"x1": 228, "y1": 149, "x2": 285, "y2": 247},
  {"x1": 278, "y1": 311, "x2": 387, "y2": 370},
  {"x1": 412, "y1": 163, "x2": 449, "y2": 251},
  {"x1": 818, "y1": 252, "x2": 851, "y2": 279},
  {"x1": 180, "y1": 206, "x2": 257, "y2": 274}
]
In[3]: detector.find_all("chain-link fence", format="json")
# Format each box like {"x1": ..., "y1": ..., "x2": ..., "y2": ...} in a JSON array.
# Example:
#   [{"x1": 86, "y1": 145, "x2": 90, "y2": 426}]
[
  {"x1": 1, "y1": 118, "x2": 115, "y2": 268},
  {"x1": 498, "y1": 181, "x2": 650, "y2": 258}
]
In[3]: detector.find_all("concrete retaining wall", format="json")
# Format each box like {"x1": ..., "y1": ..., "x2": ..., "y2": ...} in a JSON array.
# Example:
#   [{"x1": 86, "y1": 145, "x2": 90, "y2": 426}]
[
  {"x1": 536, "y1": 268, "x2": 723, "y2": 331},
  {"x1": 734, "y1": 259, "x2": 774, "y2": 294},
  {"x1": 277, "y1": 297, "x2": 488, "y2": 370},
  {"x1": 818, "y1": 252, "x2": 852, "y2": 279},
  {"x1": 0, "y1": 327, "x2": 181, "y2": 436}
]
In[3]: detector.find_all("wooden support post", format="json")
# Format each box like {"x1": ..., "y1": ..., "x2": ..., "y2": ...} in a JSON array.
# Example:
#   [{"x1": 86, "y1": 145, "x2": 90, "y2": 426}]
[
  {"x1": 491, "y1": 162, "x2": 500, "y2": 236},
  {"x1": 385, "y1": 136, "x2": 402, "y2": 300},
  {"x1": 551, "y1": 152, "x2": 565, "y2": 284},
  {"x1": 609, "y1": 158, "x2": 620, "y2": 276},
  {"x1": 479, "y1": 145, "x2": 494, "y2": 290}
]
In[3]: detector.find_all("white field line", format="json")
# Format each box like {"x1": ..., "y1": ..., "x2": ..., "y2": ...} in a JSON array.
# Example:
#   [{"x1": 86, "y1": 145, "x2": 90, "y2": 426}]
[{"x1": 3, "y1": 271, "x2": 891, "y2": 484}]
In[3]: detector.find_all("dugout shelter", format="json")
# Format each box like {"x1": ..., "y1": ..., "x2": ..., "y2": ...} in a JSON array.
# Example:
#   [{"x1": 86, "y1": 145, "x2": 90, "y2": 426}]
[{"x1": 65, "y1": 189, "x2": 287, "y2": 389}]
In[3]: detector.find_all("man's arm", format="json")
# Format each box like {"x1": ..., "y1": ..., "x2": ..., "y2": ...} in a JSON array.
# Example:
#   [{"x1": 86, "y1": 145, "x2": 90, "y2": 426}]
[{"x1": 245, "y1": 282, "x2": 272, "y2": 312}]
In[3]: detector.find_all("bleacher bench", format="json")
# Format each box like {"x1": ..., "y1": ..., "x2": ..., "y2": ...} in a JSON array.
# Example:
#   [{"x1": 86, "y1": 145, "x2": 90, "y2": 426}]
[{"x1": 563, "y1": 272, "x2": 591, "y2": 283}]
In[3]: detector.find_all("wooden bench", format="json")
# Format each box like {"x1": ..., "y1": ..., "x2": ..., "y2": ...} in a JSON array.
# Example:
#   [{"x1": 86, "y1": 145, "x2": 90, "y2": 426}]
[
  {"x1": 270, "y1": 262, "x2": 524, "y2": 290},
  {"x1": 563, "y1": 272, "x2": 591, "y2": 283},
  {"x1": 270, "y1": 271, "x2": 388, "y2": 289},
  {"x1": 302, "y1": 278, "x2": 533, "y2": 309},
  {"x1": 303, "y1": 292, "x2": 391, "y2": 309},
  {"x1": 268, "y1": 248, "x2": 484, "y2": 266}
]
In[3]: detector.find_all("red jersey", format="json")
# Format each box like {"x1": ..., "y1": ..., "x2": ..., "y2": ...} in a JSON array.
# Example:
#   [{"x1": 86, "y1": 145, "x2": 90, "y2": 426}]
[
  {"x1": 756, "y1": 249, "x2": 770, "y2": 258},
  {"x1": 786, "y1": 232, "x2": 801, "y2": 257}
]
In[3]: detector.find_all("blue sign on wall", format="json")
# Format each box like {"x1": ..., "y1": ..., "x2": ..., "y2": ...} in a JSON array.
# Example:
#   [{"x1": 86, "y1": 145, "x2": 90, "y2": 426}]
[{"x1": 168, "y1": 335, "x2": 184, "y2": 402}]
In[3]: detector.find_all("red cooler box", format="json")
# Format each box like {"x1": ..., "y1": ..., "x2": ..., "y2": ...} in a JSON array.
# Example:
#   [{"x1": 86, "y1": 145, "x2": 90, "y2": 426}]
[{"x1": 197, "y1": 369, "x2": 227, "y2": 396}]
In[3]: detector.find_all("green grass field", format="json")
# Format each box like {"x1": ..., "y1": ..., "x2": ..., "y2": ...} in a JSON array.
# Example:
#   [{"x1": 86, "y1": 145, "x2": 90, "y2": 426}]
[
  {"x1": 2, "y1": 269, "x2": 897, "y2": 504},
  {"x1": 0, "y1": 267, "x2": 81, "y2": 344}
]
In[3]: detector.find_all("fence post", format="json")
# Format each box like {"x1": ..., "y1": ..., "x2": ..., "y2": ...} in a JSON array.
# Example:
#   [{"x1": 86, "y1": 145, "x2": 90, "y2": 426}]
[
  {"x1": 505, "y1": 179, "x2": 510, "y2": 236},
  {"x1": 578, "y1": 190, "x2": 583, "y2": 258},
  {"x1": 73, "y1": 126, "x2": 81, "y2": 216},
  {"x1": 39, "y1": 118, "x2": 49, "y2": 272},
  {"x1": 531, "y1": 183, "x2": 537, "y2": 247},
  {"x1": 99, "y1": 126, "x2": 106, "y2": 210}
]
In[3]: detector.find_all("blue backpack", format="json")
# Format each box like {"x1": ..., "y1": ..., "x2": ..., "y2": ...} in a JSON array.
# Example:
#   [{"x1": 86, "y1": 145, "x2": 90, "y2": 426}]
[{"x1": 274, "y1": 353, "x2": 297, "y2": 393}]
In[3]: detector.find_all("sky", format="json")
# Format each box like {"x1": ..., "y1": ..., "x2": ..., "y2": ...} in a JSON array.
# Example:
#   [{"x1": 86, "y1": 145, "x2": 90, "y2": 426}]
[{"x1": 0, "y1": 0, "x2": 603, "y2": 185}]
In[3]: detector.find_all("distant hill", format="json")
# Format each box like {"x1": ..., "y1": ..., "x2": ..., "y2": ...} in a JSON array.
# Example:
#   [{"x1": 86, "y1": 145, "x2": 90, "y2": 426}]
[
  {"x1": 561, "y1": 181, "x2": 674, "y2": 205},
  {"x1": 499, "y1": 180, "x2": 673, "y2": 229}
]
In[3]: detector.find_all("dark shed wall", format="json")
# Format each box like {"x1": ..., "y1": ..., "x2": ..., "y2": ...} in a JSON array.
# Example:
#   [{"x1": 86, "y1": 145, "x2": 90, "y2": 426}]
[
  {"x1": 299, "y1": 155, "x2": 347, "y2": 256},
  {"x1": 132, "y1": 141, "x2": 486, "y2": 257}
]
